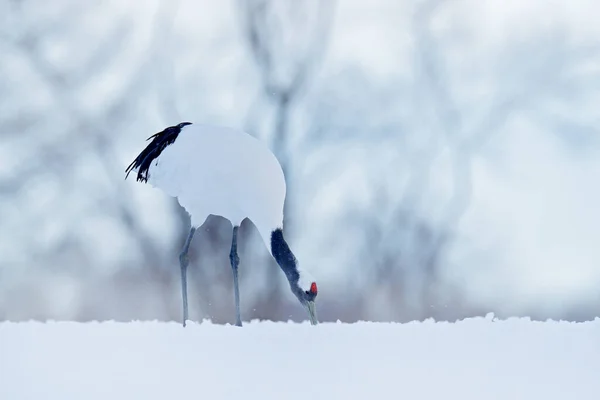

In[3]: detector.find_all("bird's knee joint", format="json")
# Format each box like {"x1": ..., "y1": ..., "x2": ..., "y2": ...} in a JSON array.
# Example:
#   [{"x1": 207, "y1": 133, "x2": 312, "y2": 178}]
[
  {"x1": 179, "y1": 252, "x2": 189, "y2": 266},
  {"x1": 229, "y1": 252, "x2": 239, "y2": 268}
]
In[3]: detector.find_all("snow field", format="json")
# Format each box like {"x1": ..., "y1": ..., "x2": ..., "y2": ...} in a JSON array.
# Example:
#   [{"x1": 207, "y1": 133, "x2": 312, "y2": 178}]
[{"x1": 1, "y1": 316, "x2": 598, "y2": 399}]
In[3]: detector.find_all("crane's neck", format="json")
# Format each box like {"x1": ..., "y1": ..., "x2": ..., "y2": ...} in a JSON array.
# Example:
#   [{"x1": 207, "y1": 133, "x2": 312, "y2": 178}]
[{"x1": 270, "y1": 228, "x2": 300, "y2": 286}]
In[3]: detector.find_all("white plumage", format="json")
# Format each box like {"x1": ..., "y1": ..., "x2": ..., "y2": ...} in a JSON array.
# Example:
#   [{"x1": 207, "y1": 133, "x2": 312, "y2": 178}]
[
  {"x1": 148, "y1": 124, "x2": 286, "y2": 251},
  {"x1": 125, "y1": 122, "x2": 318, "y2": 327}
]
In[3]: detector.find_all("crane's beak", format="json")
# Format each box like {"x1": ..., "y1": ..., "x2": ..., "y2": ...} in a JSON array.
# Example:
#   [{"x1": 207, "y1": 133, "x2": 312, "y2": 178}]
[{"x1": 306, "y1": 300, "x2": 318, "y2": 325}]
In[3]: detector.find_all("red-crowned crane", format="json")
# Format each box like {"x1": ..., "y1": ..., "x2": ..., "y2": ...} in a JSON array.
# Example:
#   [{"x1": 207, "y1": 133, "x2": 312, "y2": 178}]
[{"x1": 125, "y1": 122, "x2": 318, "y2": 327}]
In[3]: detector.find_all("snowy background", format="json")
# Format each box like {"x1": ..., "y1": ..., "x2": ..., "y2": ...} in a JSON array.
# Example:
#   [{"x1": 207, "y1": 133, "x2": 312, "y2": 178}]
[
  {"x1": 1, "y1": 0, "x2": 600, "y2": 325},
  {"x1": 2, "y1": 317, "x2": 599, "y2": 399}
]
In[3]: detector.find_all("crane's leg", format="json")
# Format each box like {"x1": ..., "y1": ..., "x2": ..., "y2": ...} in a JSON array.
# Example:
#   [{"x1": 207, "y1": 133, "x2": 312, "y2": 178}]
[
  {"x1": 179, "y1": 227, "x2": 196, "y2": 327},
  {"x1": 230, "y1": 225, "x2": 242, "y2": 327}
]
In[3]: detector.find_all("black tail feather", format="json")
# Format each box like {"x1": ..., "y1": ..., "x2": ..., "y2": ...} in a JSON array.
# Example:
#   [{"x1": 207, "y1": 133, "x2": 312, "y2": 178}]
[{"x1": 125, "y1": 122, "x2": 192, "y2": 183}]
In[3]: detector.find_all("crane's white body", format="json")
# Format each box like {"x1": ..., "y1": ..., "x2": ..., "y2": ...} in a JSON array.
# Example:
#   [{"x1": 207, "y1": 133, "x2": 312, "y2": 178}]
[
  {"x1": 126, "y1": 122, "x2": 319, "y2": 326},
  {"x1": 145, "y1": 124, "x2": 286, "y2": 250}
]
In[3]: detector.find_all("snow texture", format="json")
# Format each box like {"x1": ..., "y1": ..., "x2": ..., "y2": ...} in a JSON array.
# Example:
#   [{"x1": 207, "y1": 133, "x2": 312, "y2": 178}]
[
  {"x1": 1, "y1": 316, "x2": 598, "y2": 400},
  {"x1": 147, "y1": 124, "x2": 286, "y2": 251}
]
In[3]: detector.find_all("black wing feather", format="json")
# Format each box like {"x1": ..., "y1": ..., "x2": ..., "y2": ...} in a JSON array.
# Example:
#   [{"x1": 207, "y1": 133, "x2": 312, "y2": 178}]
[{"x1": 125, "y1": 122, "x2": 192, "y2": 183}]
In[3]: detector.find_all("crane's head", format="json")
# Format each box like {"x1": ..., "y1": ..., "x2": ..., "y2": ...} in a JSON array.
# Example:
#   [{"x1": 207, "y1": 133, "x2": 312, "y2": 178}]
[
  {"x1": 270, "y1": 228, "x2": 319, "y2": 325},
  {"x1": 290, "y1": 273, "x2": 318, "y2": 325}
]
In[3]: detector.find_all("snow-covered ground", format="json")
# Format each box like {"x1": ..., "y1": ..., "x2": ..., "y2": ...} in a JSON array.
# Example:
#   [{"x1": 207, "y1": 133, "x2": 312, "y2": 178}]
[{"x1": 1, "y1": 316, "x2": 598, "y2": 399}]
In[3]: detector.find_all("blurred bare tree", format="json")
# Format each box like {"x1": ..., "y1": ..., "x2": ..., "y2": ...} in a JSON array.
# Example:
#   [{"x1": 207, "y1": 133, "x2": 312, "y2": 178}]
[
  {"x1": 1, "y1": 0, "x2": 598, "y2": 324},
  {"x1": 0, "y1": 1, "x2": 178, "y2": 319},
  {"x1": 298, "y1": 0, "x2": 600, "y2": 322}
]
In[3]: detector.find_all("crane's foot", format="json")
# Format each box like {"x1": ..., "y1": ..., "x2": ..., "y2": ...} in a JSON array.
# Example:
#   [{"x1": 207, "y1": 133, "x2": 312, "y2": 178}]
[
  {"x1": 230, "y1": 225, "x2": 243, "y2": 327},
  {"x1": 179, "y1": 227, "x2": 196, "y2": 328}
]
